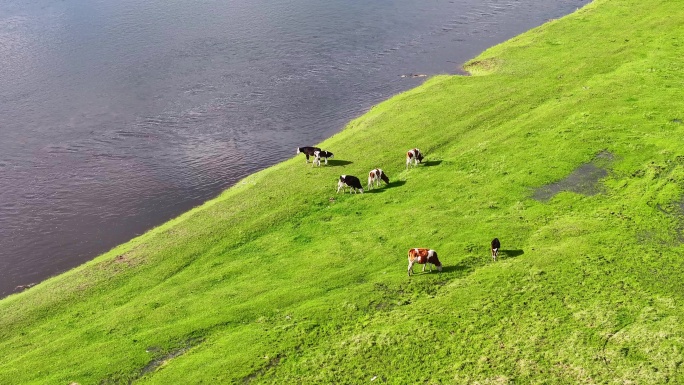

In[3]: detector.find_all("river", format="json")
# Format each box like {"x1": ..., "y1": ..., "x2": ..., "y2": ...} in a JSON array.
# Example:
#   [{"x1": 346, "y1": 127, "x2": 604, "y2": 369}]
[{"x1": 0, "y1": 0, "x2": 588, "y2": 297}]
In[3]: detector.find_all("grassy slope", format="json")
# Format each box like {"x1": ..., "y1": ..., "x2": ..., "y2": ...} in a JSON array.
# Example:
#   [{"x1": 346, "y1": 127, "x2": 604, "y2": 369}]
[{"x1": 2, "y1": 0, "x2": 684, "y2": 383}]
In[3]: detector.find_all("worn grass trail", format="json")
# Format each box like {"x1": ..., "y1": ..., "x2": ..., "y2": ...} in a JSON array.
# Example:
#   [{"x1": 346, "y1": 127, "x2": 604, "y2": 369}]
[{"x1": 1, "y1": 0, "x2": 684, "y2": 383}]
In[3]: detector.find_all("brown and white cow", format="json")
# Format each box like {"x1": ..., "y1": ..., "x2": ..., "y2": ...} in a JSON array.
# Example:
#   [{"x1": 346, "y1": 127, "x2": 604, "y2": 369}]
[
  {"x1": 337, "y1": 175, "x2": 364, "y2": 194},
  {"x1": 407, "y1": 248, "x2": 442, "y2": 276},
  {"x1": 297, "y1": 146, "x2": 321, "y2": 163},
  {"x1": 491, "y1": 238, "x2": 500, "y2": 262},
  {"x1": 406, "y1": 148, "x2": 424, "y2": 168},
  {"x1": 367, "y1": 168, "x2": 390, "y2": 189}
]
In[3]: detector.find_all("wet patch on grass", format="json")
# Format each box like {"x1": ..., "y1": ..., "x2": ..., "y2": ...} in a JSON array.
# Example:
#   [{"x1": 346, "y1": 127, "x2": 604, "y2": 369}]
[{"x1": 533, "y1": 151, "x2": 614, "y2": 202}]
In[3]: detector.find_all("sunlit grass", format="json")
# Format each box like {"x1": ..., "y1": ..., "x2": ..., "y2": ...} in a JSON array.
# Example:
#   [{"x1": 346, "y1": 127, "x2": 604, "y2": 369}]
[{"x1": 1, "y1": 0, "x2": 684, "y2": 383}]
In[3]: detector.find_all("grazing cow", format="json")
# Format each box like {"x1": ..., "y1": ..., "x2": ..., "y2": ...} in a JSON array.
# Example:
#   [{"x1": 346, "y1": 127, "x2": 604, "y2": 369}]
[
  {"x1": 406, "y1": 148, "x2": 424, "y2": 168},
  {"x1": 407, "y1": 248, "x2": 442, "y2": 276},
  {"x1": 337, "y1": 175, "x2": 364, "y2": 194},
  {"x1": 297, "y1": 146, "x2": 321, "y2": 163},
  {"x1": 491, "y1": 238, "x2": 500, "y2": 262},
  {"x1": 312, "y1": 150, "x2": 334, "y2": 166},
  {"x1": 367, "y1": 168, "x2": 390, "y2": 189}
]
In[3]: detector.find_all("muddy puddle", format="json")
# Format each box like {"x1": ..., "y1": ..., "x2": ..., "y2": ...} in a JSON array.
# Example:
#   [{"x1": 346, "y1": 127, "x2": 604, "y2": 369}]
[{"x1": 533, "y1": 151, "x2": 614, "y2": 201}]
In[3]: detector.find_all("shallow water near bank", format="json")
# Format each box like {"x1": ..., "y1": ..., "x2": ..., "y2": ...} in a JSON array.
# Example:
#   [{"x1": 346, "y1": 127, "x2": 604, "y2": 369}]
[{"x1": 0, "y1": 0, "x2": 588, "y2": 297}]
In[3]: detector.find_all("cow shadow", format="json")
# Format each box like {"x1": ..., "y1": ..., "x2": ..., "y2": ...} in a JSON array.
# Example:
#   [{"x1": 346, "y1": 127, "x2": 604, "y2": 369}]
[
  {"x1": 326, "y1": 160, "x2": 353, "y2": 167},
  {"x1": 366, "y1": 180, "x2": 406, "y2": 194},
  {"x1": 410, "y1": 261, "x2": 470, "y2": 279},
  {"x1": 412, "y1": 249, "x2": 525, "y2": 279},
  {"x1": 439, "y1": 264, "x2": 470, "y2": 274},
  {"x1": 500, "y1": 249, "x2": 524, "y2": 259},
  {"x1": 422, "y1": 160, "x2": 442, "y2": 167}
]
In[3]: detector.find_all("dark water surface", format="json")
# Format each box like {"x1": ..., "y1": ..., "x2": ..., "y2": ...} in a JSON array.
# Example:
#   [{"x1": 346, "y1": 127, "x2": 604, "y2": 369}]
[{"x1": 0, "y1": 0, "x2": 588, "y2": 297}]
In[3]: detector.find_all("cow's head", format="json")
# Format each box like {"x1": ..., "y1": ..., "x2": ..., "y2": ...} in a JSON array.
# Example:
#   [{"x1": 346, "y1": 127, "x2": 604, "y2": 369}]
[
  {"x1": 380, "y1": 172, "x2": 390, "y2": 184},
  {"x1": 429, "y1": 251, "x2": 442, "y2": 272}
]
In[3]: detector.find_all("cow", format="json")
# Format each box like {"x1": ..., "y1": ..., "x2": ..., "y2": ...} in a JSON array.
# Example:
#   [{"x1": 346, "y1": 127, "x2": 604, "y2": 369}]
[
  {"x1": 337, "y1": 175, "x2": 364, "y2": 194},
  {"x1": 367, "y1": 168, "x2": 390, "y2": 189},
  {"x1": 491, "y1": 238, "x2": 500, "y2": 262},
  {"x1": 407, "y1": 248, "x2": 442, "y2": 276},
  {"x1": 312, "y1": 150, "x2": 334, "y2": 166},
  {"x1": 297, "y1": 146, "x2": 321, "y2": 163},
  {"x1": 406, "y1": 148, "x2": 424, "y2": 168}
]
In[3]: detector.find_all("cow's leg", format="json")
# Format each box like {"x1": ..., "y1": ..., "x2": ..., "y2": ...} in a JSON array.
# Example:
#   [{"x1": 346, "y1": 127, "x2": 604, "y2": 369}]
[
  {"x1": 368, "y1": 177, "x2": 372, "y2": 190},
  {"x1": 337, "y1": 182, "x2": 343, "y2": 194},
  {"x1": 408, "y1": 261, "x2": 414, "y2": 276},
  {"x1": 325, "y1": 157, "x2": 328, "y2": 165}
]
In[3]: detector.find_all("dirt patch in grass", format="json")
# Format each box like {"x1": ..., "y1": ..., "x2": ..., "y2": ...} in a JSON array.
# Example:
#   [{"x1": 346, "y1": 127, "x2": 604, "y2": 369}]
[
  {"x1": 95, "y1": 249, "x2": 147, "y2": 277},
  {"x1": 463, "y1": 57, "x2": 503, "y2": 76},
  {"x1": 137, "y1": 337, "x2": 204, "y2": 379},
  {"x1": 533, "y1": 151, "x2": 614, "y2": 202},
  {"x1": 242, "y1": 356, "x2": 282, "y2": 384},
  {"x1": 679, "y1": 199, "x2": 684, "y2": 242},
  {"x1": 650, "y1": 197, "x2": 684, "y2": 245}
]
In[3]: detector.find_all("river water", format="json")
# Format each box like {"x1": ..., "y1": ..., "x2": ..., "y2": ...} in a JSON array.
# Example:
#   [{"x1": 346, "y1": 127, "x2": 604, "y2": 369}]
[{"x1": 0, "y1": 0, "x2": 588, "y2": 297}]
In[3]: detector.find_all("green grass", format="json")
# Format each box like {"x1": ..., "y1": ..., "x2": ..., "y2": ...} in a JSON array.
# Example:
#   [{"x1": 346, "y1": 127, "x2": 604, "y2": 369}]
[{"x1": 2, "y1": 0, "x2": 684, "y2": 383}]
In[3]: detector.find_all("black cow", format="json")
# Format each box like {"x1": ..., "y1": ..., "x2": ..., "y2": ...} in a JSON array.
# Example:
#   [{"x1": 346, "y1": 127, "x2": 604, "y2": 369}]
[
  {"x1": 337, "y1": 175, "x2": 364, "y2": 194},
  {"x1": 491, "y1": 238, "x2": 500, "y2": 262},
  {"x1": 297, "y1": 146, "x2": 321, "y2": 163}
]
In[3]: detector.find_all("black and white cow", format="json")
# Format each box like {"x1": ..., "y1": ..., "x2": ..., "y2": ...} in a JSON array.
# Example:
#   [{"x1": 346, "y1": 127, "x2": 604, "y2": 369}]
[
  {"x1": 337, "y1": 175, "x2": 364, "y2": 194},
  {"x1": 297, "y1": 146, "x2": 321, "y2": 163},
  {"x1": 406, "y1": 148, "x2": 424, "y2": 168},
  {"x1": 313, "y1": 150, "x2": 334, "y2": 166},
  {"x1": 367, "y1": 168, "x2": 390, "y2": 189},
  {"x1": 491, "y1": 238, "x2": 500, "y2": 262}
]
